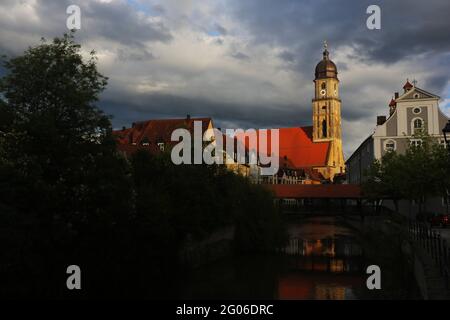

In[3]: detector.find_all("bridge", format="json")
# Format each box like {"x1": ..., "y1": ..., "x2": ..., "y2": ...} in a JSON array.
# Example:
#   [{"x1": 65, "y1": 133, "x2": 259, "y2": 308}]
[{"x1": 264, "y1": 184, "x2": 375, "y2": 216}]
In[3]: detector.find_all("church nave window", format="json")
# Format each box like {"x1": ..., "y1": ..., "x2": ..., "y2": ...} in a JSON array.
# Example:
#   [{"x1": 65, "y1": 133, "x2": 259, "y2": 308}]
[{"x1": 412, "y1": 118, "x2": 424, "y2": 133}]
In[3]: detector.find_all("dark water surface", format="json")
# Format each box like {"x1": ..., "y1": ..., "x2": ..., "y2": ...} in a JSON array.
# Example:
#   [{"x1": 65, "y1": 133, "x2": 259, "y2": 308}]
[{"x1": 181, "y1": 217, "x2": 370, "y2": 300}]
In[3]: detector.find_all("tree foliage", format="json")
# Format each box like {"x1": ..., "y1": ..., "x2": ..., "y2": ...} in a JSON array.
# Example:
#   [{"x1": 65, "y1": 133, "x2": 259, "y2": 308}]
[
  {"x1": 0, "y1": 34, "x2": 284, "y2": 298},
  {"x1": 362, "y1": 130, "x2": 450, "y2": 213}
]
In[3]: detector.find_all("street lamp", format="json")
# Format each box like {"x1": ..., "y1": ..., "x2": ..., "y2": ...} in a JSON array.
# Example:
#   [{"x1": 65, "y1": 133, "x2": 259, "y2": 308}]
[{"x1": 443, "y1": 120, "x2": 450, "y2": 152}]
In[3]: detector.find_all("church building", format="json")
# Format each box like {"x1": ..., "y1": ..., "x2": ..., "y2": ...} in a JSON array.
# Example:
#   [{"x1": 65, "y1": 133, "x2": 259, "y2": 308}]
[
  {"x1": 113, "y1": 44, "x2": 346, "y2": 183},
  {"x1": 346, "y1": 80, "x2": 449, "y2": 185},
  {"x1": 248, "y1": 43, "x2": 345, "y2": 183}
]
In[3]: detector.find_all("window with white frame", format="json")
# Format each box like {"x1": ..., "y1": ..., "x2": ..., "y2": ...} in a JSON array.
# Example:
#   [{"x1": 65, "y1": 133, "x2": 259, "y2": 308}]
[
  {"x1": 410, "y1": 139, "x2": 422, "y2": 147},
  {"x1": 384, "y1": 139, "x2": 396, "y2": 152},
  {"x1": 412, "y1": 118, "x2": 424, "y2": 134}
]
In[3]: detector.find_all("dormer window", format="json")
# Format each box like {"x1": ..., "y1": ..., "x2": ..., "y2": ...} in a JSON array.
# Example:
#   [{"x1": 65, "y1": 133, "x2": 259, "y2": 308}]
[{"x1": 141, "y1": 137, "x2": 150, "y2": 146}]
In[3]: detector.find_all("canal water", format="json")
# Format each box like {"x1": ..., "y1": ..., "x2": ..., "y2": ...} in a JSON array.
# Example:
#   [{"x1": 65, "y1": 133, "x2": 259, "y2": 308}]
[{"x1": 180, "y1": 217, "x2": 370, "y2": 300}]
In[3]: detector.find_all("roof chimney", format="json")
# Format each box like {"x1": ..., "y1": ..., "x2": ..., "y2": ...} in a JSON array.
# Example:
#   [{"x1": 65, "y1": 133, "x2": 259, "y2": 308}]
[
  {"x1": 377, "y1": 116, "x2": 387, "y2": 126},
  {"x1": 394, "y1": 92, "x2": 399, "y2": 99}
]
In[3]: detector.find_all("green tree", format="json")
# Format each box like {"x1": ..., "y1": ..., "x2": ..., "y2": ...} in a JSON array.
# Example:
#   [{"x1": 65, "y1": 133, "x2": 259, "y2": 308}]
[
  {"x1": 0, "y1": 33, "x2": 133, "y2": 298},
  {"x1": 362, "y1": 151, "x2": 405, "y2": 213},
  {"x1": 363, "y1": 129, "x2": 450, "y2": 216}
]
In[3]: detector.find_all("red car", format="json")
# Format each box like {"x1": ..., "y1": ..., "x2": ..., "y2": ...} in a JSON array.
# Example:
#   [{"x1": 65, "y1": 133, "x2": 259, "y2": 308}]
[
  {"x1": 416, "y1": 212, "x2": 450, "y2": 227},
  {"x1": 430, "y1": 214, "x2": 450, "y2": 228}
]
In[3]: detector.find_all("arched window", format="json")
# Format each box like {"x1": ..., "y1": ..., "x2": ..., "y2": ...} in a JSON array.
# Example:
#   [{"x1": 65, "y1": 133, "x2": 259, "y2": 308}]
[
  {"x1": 322, "y1": 119, "x2": 327, "y2": 138},
  {"x1": 321, "y1": 82, "x2": 326, "y2": 90},
  {"x1": 412, "y1": 118, "x2": 424, "y2": 134}
]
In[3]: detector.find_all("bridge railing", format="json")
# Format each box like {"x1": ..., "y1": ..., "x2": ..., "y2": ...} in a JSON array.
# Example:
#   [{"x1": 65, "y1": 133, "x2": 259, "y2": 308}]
[{"x1": 408, "y1": 221, "x2": 450, "y2": 290}]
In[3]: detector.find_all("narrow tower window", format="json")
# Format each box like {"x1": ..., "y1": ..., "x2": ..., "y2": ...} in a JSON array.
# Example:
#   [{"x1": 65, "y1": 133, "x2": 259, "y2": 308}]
[
  {"x1": 322, "y1": 119, "x2": 327, "y2": 138},
  {"x1": 321, "y1": 82, "x2": 326, "y2": 90}
]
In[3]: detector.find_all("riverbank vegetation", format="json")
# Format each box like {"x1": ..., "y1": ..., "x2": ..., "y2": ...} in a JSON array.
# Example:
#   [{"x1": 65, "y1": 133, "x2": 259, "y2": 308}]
[{"x1": 0, "y1": 34, "x2": 285, "y2": 298}]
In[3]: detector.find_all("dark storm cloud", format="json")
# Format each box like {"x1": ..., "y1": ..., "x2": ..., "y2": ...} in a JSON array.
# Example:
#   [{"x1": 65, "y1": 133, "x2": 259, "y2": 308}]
[
  {"x1": 0, "y1": 0, "x2": 449, "y2": 157},
  {"x1": 116, "y1": 48, "x2": 155, "y2": 61},
  {"x1": 0, "y1": 0, "x2": 172, "y2": 56},
  {"x1": 278, "y1": 50, "x2": 296, "y2": 63},
  {"x1": 227, "y1": 0, "x2": 450, "y2": 64},
  {"x1": 214, "y1": 23, "x2": 228, "y2": 36},
  {"x1": 100, "y1": 92, "x2": 312, "y2": 131},
  {"x1": 230, "y1": 52, "x2": 251, "y2": 61}
]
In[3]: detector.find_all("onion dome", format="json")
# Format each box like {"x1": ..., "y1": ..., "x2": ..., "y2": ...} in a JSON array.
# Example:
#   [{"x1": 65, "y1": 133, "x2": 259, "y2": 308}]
[{"x1": 315, "y1": 42, "x2": 338, "y2": 80}]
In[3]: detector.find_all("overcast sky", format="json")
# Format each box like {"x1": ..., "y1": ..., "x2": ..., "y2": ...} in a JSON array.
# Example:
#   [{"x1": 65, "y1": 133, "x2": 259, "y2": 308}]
[{"x1": 1, "y1": 0, "x2": 449, "y2": 157}]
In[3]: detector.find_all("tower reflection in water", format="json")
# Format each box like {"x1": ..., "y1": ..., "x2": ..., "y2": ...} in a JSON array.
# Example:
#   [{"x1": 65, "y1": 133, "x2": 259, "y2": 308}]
[{"x1": 277, "y1": 237, "x2": 364, "y2": 300}]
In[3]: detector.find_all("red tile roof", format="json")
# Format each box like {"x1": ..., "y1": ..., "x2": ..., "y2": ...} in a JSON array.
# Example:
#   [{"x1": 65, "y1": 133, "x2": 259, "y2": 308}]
[
  {"x1": 389, "y1": 98, "x2": 396, "y2": 107},
  {"x1": 113, "y1": 117, "x2": 212, "y2": 155},
  {"x1": 235, "y1": 126, "x2": 330, "y2": 168},
  {"x1": 403, "y1": 80, "x2": 413, "y2": 90},
  {"x1": 266, "y1": 184, "x2": 362, "y2": 199}
]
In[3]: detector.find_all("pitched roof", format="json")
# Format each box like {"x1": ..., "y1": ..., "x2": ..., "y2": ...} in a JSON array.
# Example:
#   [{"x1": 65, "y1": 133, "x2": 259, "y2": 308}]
[
  {"x1": 235, "y1": 126, "x2": 330, "y2": 168},
  {"x1": 403, "y1": 80, "x2": 413, "y2": 90},
  {"x1": 396, "y1": 86, "x2": 440, "y2": 101},
  {"x1": 266, "y1": 184, "x2": 362, "y2": 199},
  {"x1": 389, "y1": 98, "x2": 396, "y2": 107},
  {"x1": 113, "y1": 117, "x2": 212, "y2": 147}
]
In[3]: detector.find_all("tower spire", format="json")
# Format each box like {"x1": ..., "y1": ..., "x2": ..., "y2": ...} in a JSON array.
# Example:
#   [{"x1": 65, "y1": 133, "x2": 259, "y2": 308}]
[{"x1": 323, "y1": 40, "x2": 329, "y2": 60}]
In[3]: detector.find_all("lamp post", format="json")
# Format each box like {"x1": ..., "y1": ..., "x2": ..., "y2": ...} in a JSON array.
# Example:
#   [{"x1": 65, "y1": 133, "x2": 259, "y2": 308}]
[
  {"x1": 443, "y1": 120, "x2": 450, "y2": 152},
  {"x1": 443, "y1": 120, "x2": 450, "y2": 215}
]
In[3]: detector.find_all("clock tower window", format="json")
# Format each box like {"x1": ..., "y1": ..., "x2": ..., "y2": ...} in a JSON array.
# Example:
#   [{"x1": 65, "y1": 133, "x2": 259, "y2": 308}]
[{"x1": 322, "y1": 119, "x2": 327, "y2": 138}]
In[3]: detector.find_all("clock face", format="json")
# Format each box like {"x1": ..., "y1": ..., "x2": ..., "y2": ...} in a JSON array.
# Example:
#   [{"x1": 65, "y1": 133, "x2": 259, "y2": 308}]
[{"x1": 320, "y1": 89, "x2": 326, "y2": 96}]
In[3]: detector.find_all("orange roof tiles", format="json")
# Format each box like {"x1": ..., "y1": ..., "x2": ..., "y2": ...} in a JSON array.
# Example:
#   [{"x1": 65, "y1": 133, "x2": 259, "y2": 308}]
[{"x1": 235, "y1": 126, "x2": 330, "y2": 168}]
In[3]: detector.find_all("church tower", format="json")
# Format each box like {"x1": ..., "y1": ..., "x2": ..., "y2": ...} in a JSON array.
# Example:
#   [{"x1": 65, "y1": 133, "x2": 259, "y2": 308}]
[{"x1": 312, "y1": 42, "x2": 345, "y2": 179}]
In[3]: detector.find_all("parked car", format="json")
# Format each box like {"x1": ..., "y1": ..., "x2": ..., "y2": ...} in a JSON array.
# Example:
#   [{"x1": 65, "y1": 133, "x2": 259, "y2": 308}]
[{"x1": 416, "y1": 212, "x2": 450, "y2": 227}]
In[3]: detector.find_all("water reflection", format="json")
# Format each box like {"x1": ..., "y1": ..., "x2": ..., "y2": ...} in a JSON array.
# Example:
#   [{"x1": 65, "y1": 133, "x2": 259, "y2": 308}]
[
  {"x1": 180, "y1": 217, "x2": 367, "y2": 300},
  {"x1": 277, "y1": 217, "x2": 365, "y2": 299}
]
